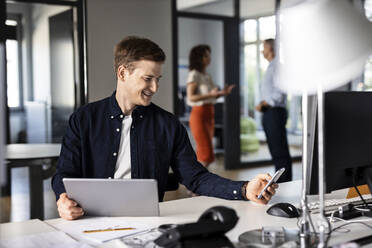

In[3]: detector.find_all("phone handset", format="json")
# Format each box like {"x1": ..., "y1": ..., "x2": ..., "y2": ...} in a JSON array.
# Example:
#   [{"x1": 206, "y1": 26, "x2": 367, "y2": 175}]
[
  {"x1": 257, "y1": 168, "x2": 285, "y2": 199},
  {"x1": 154, "y1": 206, "x2": 238, "y2": 247}
]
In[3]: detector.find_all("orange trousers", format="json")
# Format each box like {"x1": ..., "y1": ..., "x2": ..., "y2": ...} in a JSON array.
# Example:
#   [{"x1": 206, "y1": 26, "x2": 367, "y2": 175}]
[{"x1": 189, "y1": 104, "x2": 215, "y2": 164}]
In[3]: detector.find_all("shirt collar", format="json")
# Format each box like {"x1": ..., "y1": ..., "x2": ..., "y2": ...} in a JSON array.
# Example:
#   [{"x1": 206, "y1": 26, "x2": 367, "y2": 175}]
[
  {"x1": 109, "y1": 91, "x2": 123, "y2": 118},
  {"x1": 109, "y1": 91, "x2": 149, "y2": 118}
]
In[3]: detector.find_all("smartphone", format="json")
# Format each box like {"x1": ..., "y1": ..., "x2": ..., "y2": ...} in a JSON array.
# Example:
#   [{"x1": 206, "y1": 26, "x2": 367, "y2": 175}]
[{"x1": 257, "y1": 168, "x2": 285, "y2": 199}]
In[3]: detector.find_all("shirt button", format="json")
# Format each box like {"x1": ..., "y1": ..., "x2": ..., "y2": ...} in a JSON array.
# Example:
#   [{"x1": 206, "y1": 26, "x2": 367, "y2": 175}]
[
  {"x1": 131, "y1": 125, "x2": 134, "y2": 129},
  {"x1": 233, "y1": 190, "x2": 237, "y2": 195},
  {"x1": 116, "y1": 128, "x2": 120, "y2": 132},
  {"x1": 110, "y1": 115, "x2": 114, "y2": 119},
  {"x1": 113, "y1": 152, "x2": 117, "y2": 156},
  {"x1": 120, "y1": 114, "x2": 123, "y2": 118},
  {"x1": 140, "y1": 115, "x2": 143, "y2": 119}
]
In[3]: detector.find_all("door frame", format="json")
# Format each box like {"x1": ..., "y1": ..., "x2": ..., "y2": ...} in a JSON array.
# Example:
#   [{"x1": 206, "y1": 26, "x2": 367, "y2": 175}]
[
  {"x1": 171, "y1": 0, "x2": 241, "y2": 169},
  {"x1": 0, "y1": 0, "x2": 88, "y2": 144}
]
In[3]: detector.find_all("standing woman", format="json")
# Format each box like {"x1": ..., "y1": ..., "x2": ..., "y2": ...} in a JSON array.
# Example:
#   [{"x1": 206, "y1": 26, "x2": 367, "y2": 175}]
[{"x1": 187, "y1": 45, "x2": 234, "y2": 167}]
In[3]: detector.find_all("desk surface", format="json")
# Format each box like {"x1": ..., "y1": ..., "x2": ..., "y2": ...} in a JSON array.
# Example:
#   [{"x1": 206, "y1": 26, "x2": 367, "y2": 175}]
[
  {"x1": 2, "y1": 180, "x2": 372, "y2": 247},
  {"x1": 47, "y1": 180, "x2": 300, "y2": 246},
  {"x1": 6, "y1": 144, "x2": 61, "y2": 160}
]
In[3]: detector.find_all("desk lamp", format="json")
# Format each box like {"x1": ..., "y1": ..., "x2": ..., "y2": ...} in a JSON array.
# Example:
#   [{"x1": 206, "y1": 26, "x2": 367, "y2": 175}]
[{"x1": 277, "y1": 0, "x2": 372, "y2": 247}]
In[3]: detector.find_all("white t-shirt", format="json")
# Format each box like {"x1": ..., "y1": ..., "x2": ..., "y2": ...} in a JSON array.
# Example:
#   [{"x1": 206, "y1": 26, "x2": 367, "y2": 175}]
[
  {"x1": 114, "y1": 115, "x2": 132, "y2": 179},
  {"x1": 186, "y1": 69, "x2": 216, "y2": 106}
]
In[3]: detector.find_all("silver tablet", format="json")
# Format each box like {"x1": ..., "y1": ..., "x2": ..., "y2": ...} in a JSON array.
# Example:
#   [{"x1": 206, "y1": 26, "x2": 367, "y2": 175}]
[{"x1": 63, "y1": 178, "x2": 159, "y2": 217}]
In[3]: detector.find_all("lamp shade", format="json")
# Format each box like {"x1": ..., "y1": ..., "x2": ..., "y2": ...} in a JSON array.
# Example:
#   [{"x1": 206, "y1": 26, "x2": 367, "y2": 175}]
[{"x1": 277, "y1": 0, "x2": 372, "y2": 95}]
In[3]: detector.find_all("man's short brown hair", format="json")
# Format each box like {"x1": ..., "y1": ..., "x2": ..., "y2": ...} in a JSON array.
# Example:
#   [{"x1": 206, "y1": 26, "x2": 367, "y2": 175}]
[
  {"x1": 113, "y1": 36, "x2": 166, "y2": 76},
  {"x1": 264, "y1": 38, "x2": 275, "y2": 53}
]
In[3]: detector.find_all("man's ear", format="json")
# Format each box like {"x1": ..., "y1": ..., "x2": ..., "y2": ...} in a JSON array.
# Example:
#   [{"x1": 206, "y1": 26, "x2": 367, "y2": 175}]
[{"x1": 117, "y1": 65, "x2": 127, "y2": 81}]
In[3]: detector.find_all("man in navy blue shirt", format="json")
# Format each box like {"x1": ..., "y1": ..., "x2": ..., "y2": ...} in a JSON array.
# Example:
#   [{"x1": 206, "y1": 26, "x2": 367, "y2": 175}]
[{"x1": 52, "y1": 36, "x2": 278, "y2": 220}]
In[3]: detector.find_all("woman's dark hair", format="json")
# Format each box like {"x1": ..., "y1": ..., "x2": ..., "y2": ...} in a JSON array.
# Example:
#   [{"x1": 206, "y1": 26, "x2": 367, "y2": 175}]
[{"x1": 188, "y1": 44, "x2": 211, "y2": 72}]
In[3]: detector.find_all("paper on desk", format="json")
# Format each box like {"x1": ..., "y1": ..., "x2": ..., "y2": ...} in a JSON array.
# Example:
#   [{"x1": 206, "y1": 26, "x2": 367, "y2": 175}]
[
  {"x1": 54, "y1": 217, "x2": 150, "y2": 244},
  {"x1": 0, "y1": 230, "x2": 93, "y2": 248}
]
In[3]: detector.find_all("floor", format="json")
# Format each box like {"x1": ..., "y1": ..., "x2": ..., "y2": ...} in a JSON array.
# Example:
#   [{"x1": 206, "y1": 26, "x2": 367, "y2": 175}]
[
  {"x1": 241, "y1": 131, "x2": 302, "y2": 163},
  {"x1": 0, "y1": 141, "x2": 303, "y2": 223}
]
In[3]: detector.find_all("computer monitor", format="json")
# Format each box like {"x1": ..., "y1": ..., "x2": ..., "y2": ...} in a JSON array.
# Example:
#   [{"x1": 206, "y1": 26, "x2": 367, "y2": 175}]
[{"x1": 309, "y1": 91, "x2": 372, "y2": 194}]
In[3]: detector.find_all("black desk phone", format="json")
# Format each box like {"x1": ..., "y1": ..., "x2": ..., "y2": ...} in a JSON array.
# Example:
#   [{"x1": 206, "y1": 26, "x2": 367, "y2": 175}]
[{"x1": 154, "y1": 206, "x2": 238, "y2": 248}]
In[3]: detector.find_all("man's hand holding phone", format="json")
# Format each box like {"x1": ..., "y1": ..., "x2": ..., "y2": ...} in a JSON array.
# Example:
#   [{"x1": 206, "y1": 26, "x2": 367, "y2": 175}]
[
  {"x1": 257, "y1": 168, "x2": 285, "y2": 200},
  {"x1": 245, "y1": 172, "x2": 280, "y2": 205}
]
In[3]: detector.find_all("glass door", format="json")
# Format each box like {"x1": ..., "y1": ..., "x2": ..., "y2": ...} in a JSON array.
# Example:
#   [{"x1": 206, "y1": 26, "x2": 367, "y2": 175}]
[
  {"x1": 239, "y1": 15, "x2": 302, "y2": 164},
  {"x1": 177, "y1": 17, "x2": 225, "y2": 152},
  {"x1": 174, "y1": 0, "x2": 240, "y2": 169},
  {"x1": 4, "y1": 0, "x2": 86, "y2": 144}
]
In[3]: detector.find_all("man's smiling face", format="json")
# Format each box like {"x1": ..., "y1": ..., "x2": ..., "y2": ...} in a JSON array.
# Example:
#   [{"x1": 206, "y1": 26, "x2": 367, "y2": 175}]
[{"x1": 121, "y1": 60, "x2": 163, "y2": 107}]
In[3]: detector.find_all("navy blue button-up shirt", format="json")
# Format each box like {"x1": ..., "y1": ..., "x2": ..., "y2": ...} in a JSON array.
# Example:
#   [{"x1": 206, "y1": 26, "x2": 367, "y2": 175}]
[{"x1": 52, "y1": 92, "x2": 246, "y2": 201}]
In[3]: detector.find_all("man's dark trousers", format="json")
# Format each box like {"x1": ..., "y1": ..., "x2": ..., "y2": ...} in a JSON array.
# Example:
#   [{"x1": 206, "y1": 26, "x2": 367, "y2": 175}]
[{"x1": 262, "y1": 107, "x2": 292, "y2": 183}]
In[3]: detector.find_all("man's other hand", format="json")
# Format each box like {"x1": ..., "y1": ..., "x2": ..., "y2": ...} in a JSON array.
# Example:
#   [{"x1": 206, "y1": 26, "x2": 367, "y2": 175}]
[
  {"x1": 245, "y1": 174, "x2": 278, "y2": 204},
  {"x1": 57, "y1": 193, "x2": 84, "y2": 220}
]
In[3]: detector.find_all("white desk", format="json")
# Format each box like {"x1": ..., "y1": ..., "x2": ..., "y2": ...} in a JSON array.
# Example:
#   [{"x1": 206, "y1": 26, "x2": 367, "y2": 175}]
[
  {"x1": 2, "y1": 181, "x2": 372, "y2": 247},
  {"x1": 4, "y1": 144, "x2": 61, "y2": 220},
  {"x1": 6, "y1": 144, "x2": 61, "y2": 160}
]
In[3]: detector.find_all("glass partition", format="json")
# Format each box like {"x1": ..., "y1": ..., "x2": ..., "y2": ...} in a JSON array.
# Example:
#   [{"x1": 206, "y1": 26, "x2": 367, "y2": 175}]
[{"x1": 239, "y1": 14, "x2": 302, "y2": 162}]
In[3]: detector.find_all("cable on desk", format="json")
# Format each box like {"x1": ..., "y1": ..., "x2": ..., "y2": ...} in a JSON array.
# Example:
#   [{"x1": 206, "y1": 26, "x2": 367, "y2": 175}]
[
  {"x1": 308, "y1": 211, "x2": 316, "y2": 234},
  {"x1": 352, "y1": 171, "x2": 372, "y2": 212},
  {"x1": 325, "y1": 220, "x2": 372, "y2": 245},
  {"x1": 329, "y1": 217, "x2": 372, "y2": 224},
  {"x1": 297, "y1": 206, "x2": 372, "y2": 246},
  {"x1": 328, "y1": 210, "x2": 337, "y2": 223},
  {"x1": 354, "y1": 205, "x2": 372, "y2": 212}
]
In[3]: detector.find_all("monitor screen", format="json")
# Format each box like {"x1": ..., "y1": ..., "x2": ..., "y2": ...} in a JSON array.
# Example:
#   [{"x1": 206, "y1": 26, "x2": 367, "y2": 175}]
[{"x1": 310, "y1": 91, "x2": 372, "y2": 194}]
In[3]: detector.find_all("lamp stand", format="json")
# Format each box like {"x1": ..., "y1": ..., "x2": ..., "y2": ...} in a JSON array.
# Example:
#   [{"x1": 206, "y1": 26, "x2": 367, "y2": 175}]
[
  {"x1": 316, "y1": 85, "x2": 329, "y2": 248},
  {"x1": 299, "y1": 93, "x2": 311, "y2": 248}
]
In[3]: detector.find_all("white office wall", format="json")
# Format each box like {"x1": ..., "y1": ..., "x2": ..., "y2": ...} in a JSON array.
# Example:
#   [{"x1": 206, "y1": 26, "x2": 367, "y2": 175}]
[{"x1": 86, "y1": 0, "x2": 173, "y2": 113}]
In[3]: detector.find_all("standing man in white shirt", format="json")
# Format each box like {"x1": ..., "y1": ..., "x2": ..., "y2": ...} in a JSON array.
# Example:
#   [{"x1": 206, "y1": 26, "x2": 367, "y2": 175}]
[{"x1": 256, "y1": 38, "x2": 292, "y2": 183}]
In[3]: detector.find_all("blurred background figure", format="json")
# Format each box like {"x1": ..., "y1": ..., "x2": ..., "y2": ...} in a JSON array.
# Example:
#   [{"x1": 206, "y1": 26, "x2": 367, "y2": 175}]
[
  {"x1": 255, "y1": 39, "x2": 292, "y2": 182},
  {"x1": 187, "y1": 45, "x2": 234, "y2": 167}
]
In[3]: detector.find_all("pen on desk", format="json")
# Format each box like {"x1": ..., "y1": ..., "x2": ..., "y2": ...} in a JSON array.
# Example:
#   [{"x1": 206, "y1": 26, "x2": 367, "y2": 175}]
[{"x1": 83, "y1": 227, "x2": 136, "y2": 233}]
